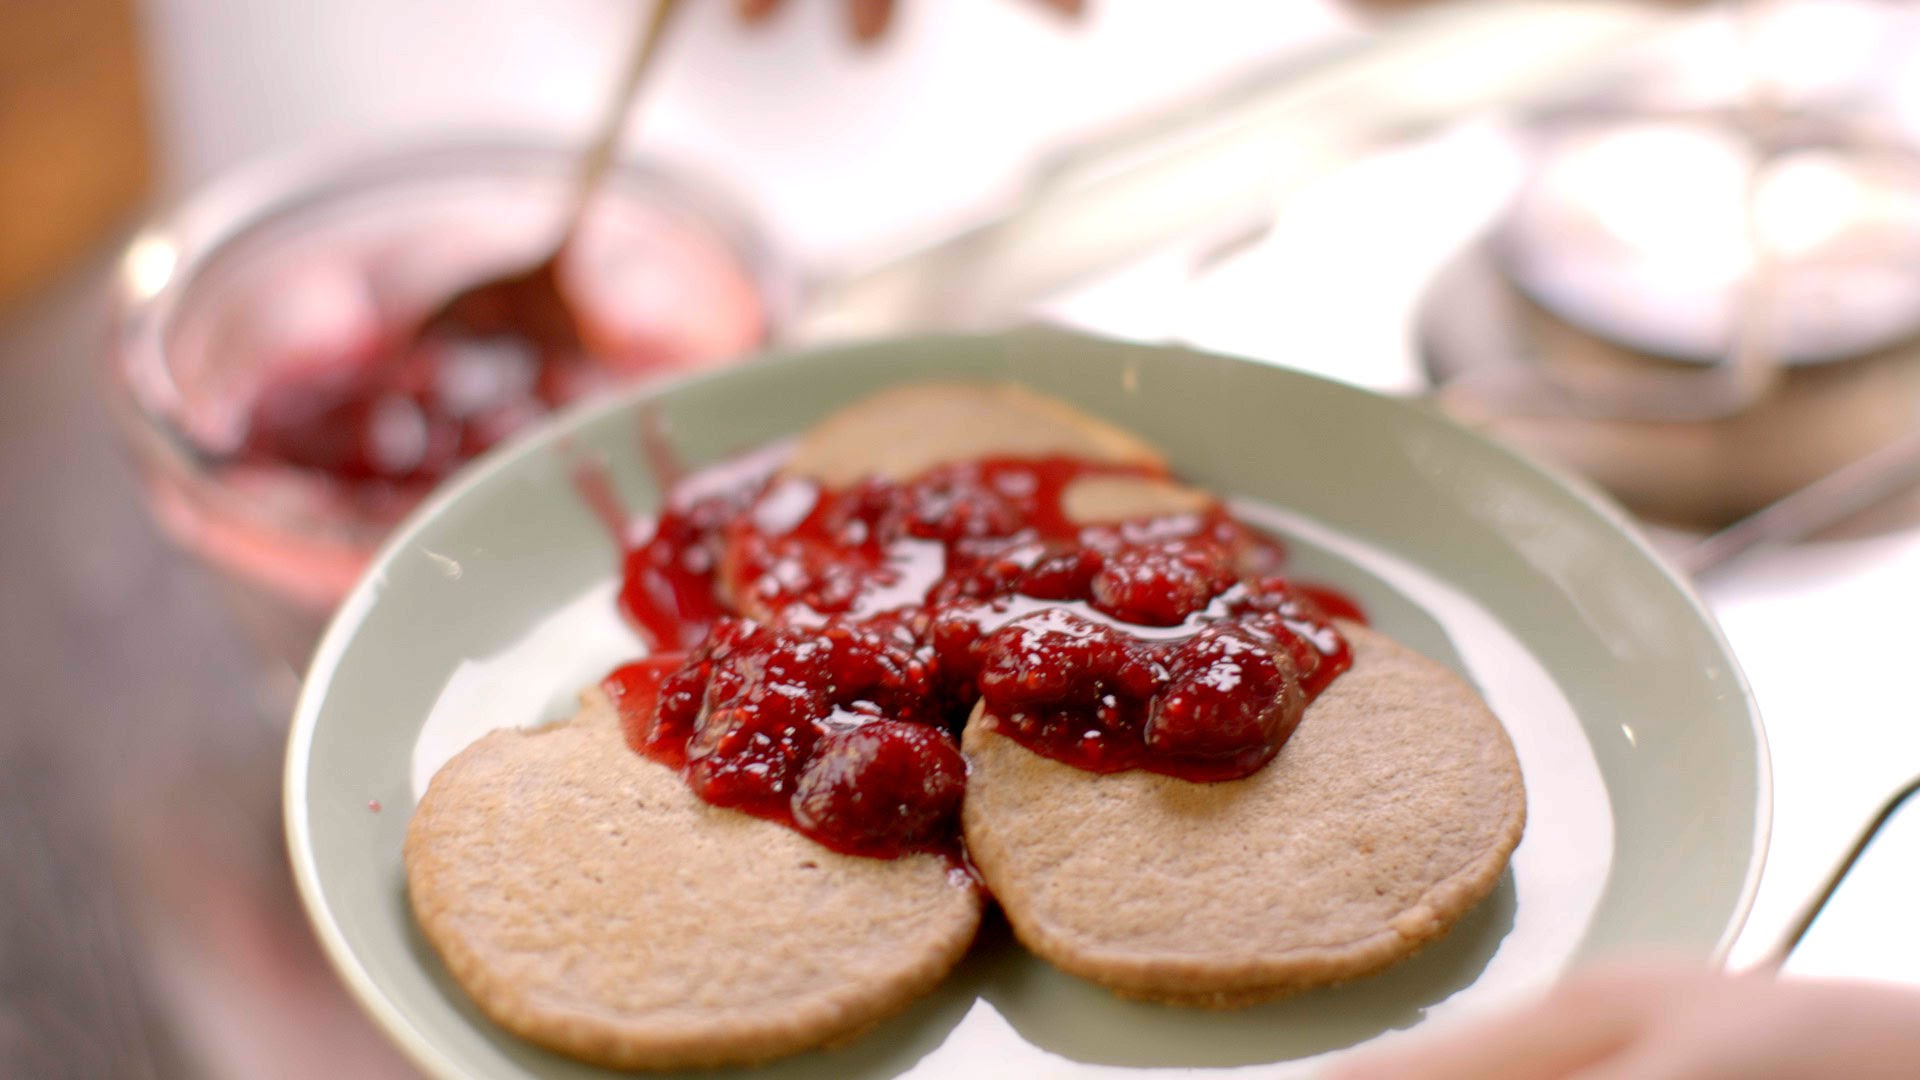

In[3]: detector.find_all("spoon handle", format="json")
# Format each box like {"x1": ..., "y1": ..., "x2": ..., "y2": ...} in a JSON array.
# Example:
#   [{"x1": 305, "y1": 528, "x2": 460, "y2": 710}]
[
  {"x1": 1677, "y1": 429, "x2": 1920, "y2": 579},
  {"x1": 557, "y1": 0, "x2": 684, "y2": 248},
  {"x1": 1746, "y1": 773, "x2": 1920, "y2": 974}
]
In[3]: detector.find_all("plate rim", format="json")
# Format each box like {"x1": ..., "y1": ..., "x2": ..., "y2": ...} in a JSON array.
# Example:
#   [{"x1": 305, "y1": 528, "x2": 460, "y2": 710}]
[{"x1": 284, "y1": 329, "x2": 1772, "y2": 1079}]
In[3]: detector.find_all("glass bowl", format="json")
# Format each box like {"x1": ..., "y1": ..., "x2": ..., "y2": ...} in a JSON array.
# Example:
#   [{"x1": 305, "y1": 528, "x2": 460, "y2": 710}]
[{"x1": 109, "y1": 135, "x2": 788, "y2": 657}]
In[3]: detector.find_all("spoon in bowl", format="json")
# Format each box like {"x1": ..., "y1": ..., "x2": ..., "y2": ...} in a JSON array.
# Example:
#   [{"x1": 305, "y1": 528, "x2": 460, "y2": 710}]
[
  {"x1": 230, "y1": 1, "x2": 686, "y2": 488},
  {"x1": 410, "y1": 0, "x2": 684, "y2": 358}
]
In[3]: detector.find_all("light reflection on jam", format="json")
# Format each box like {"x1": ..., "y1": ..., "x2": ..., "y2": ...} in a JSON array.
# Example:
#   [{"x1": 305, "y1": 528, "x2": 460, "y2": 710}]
[{"x1": 601, "y1": 456, "x2": 1362, "y2": 860}]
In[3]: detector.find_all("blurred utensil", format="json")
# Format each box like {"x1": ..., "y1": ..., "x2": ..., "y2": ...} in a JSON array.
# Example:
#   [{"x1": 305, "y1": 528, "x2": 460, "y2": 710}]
[
  {"x1": 1750, "y1": 772, "x2": 1920, "y2": 973},
  {"x1": 407, "y1": 0, "x2": 682, "y2": 355},
  {"x1": 1677, "y1": 428, "x2": 1920, "y2": 577},
  {"x1": 794, "y1": 0, "x2": 1689, "y2": 343}
]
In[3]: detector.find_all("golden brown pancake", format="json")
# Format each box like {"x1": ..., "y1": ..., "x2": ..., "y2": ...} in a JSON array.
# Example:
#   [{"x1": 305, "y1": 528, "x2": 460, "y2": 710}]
[
  {"x1": 961, "y1": 622, "x2": 1525, "y2": 1007},
  {"x1": 405, "y1": 690, "x2": 982, "y2": 1070}
]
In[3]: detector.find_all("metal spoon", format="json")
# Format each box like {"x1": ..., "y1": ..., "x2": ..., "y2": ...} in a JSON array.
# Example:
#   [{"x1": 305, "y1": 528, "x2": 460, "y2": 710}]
[{"x1": 410, "y1": 0, "x2": 683, "y2": 355}]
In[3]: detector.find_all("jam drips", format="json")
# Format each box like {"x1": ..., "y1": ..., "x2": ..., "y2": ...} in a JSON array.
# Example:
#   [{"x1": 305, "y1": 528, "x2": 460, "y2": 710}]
[{"x1": 603, "y1": 455, "x2": 1359, "y2": 860}]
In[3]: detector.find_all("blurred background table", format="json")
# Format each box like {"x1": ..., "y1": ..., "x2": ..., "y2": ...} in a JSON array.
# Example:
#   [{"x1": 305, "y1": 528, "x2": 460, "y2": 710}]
[{"x1": 4, "y1": 1, "x2": 1919, "y2": 1077}]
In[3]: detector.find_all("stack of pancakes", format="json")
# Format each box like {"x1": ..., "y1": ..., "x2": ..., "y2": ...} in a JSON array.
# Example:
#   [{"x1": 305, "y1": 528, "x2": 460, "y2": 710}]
[{"x1": 405, "y1": 384, "x2": 1527, "y2": 1070}]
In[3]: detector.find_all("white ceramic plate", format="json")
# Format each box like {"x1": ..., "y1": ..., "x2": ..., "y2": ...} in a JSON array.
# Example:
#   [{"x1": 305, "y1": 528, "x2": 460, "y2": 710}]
[{"x1": 288, "y1": 329, "x2": 1767, "y2": 1078}]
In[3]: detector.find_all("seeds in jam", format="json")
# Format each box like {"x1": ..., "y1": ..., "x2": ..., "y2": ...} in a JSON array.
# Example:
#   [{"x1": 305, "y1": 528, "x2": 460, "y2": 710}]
[{"x1": 601, "y1": 456, "x2": 1359, "y2": 860}]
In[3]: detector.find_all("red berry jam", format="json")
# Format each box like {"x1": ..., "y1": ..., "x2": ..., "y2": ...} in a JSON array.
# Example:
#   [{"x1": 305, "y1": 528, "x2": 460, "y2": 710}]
[
  {"x1": 241, "y1": 329, "x2": 623, "y2": 499},
  {"x1": 603, "y1": 455, "x2": 1360, "y2": 860},
  {"x1": 966, "y1": 579, "x2": 1347, "y2": 779},
  {"x1": 618, "y1": 487, "x2": 752, "y2": 651},
  {"x1": 606, "y1": 616, "x2": 963, "y2": 858}
]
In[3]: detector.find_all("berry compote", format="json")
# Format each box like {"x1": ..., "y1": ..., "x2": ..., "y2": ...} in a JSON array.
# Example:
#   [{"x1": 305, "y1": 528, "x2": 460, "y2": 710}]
[{"x1": 601, "y1": 455, "x2": 1359, "y2": 861}]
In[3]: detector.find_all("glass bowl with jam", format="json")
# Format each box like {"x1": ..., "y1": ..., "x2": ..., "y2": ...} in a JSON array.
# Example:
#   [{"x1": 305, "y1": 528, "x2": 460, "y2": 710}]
[{"x1": 110, "y1": 135, "x2": 787, "y2": 658}]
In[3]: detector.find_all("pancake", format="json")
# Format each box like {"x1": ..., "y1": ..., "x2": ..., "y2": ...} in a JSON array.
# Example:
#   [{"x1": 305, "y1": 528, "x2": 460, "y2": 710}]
[
  {"x1": 783, "y1": 381, "x2": 1165, "y2": 486},
  {"x1": 409, "y1": 381, "x2": 1526, "y2": 1068},
  {"x1": 1059, "y1": 473, "x2": 1212, "y2": 523},
  {"x1": 405, "y1": 690, "x2": 982, "y2": 1070},
  {"x1": 961, "y1": 622, "x2": 1526, "y2": 1007}
]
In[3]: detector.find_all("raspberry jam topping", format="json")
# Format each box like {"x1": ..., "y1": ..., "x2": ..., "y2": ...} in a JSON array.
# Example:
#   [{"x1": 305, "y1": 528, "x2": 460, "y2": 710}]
[
  {"x1": 618, "y1": 487, "x2": 749, "y2": 651},
  {"x1": 603, "y1": 456, "x2": 1358, "y2": 859},
  {"x1": 606, "y1": 617, "x2": 966, "y2": 858}
]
